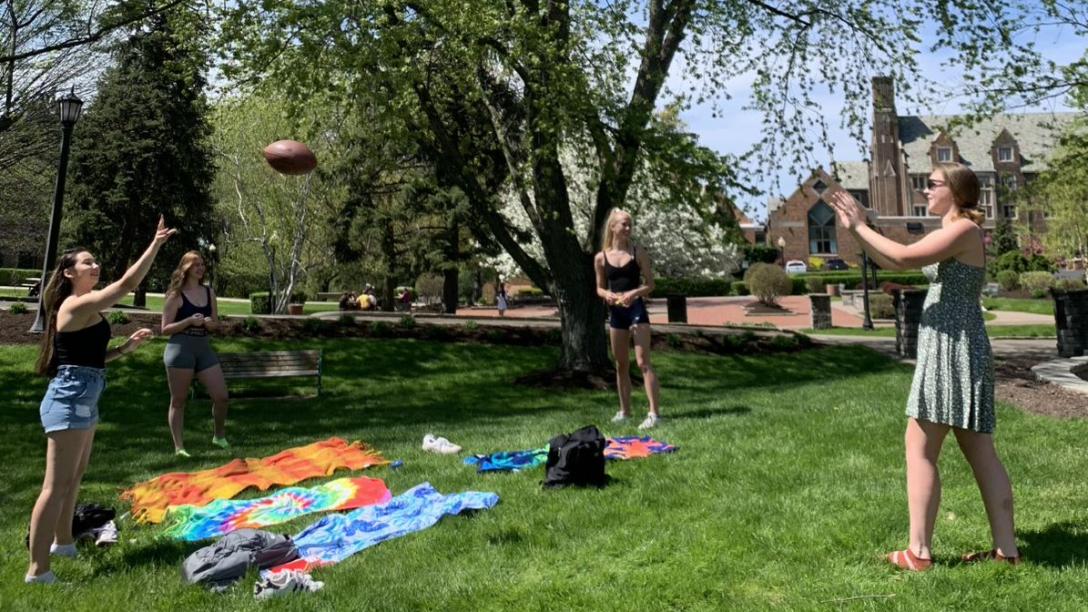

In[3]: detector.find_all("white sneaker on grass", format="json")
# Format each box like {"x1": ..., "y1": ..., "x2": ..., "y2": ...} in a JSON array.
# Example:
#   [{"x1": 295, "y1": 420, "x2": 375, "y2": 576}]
[
  {"x1": 638, "y1": 414, "x2": 660, "y2": 430},
  {"x1": 25, "y1": 571, "x2": 57, "y2": 585},
  {"x1": 610, "y1": 412, "x2": 630, "y2": 423},
  {"x1": 254, "y1": 570, "x2": 324, "y2": 599},
  {"x1": 422, "y1": 434, "x2": 462, "y2": 454},
  {"x1": 50, "y1": 543, "x2": 77, "y2": 558}
]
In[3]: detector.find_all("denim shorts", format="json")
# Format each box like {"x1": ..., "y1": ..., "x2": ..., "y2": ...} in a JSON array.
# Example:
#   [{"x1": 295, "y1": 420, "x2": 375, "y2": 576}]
[
  {"x1": 608, "y1": 297, "x2": 650, "y2": 330},
  {"x1": 40, "y1": 365, "x2": 106, "y2": 433}
]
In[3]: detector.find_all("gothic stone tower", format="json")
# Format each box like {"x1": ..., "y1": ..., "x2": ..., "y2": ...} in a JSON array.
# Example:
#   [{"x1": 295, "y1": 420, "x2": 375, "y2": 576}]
[{"x1": 869, "y1": 77, "x2": 907, "y2": 216}]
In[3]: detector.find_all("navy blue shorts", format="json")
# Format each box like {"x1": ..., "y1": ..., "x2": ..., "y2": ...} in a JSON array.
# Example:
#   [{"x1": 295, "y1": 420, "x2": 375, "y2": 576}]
[
  {"x1": 40, "y1": 365, "x2": 106, "y2": 433},
  {"x1": 608, "y1": 298, "x2": 650, "y2": 330}
]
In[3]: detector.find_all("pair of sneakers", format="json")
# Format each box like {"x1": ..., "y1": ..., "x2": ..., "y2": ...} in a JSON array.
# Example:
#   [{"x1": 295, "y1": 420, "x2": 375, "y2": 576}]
[
  {"x1": 253, "y1": 570, "x2": 325, "y2": 599},
  {"x1": 176, "y1": 436, "x2": 231, "y2": 458},
  {"x1": 611, "y1": 411, "x2": 661, "y2": 430},
  {"x1": 422, "y1": 434, "x2": 462, "y2": 454}
]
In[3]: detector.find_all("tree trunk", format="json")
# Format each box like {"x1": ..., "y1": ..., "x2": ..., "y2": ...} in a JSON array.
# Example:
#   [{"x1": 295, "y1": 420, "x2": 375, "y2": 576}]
[
  {"x1": 134, "y1": 287, "x2": 147, "y2": 308},
  {"x1": 442, "y1": 217, "x2": 459, "y2": 314},
  {"x1": 551, "y1": 250, "x2": 610, "y2": 372},
  {"x1": 381, "y1": 220, "x2": 397, "y2": 312}
]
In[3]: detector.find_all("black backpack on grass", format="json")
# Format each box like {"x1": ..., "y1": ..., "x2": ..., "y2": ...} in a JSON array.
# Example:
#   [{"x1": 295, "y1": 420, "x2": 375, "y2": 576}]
[{"x1": 543, "y1": 425, "x2": 608, "y2": 488}]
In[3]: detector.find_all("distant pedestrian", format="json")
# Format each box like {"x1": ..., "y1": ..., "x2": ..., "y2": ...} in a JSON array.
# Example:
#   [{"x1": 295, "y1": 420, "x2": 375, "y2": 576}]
[{"x1": 496, "y1": 283, "x2": 508, "y2": 317}]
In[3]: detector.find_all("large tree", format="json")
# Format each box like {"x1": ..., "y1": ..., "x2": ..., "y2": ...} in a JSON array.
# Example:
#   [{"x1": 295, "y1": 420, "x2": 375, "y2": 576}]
[
  {"x1": 65, "y1": 7, "x2": 217, "y2": 304},
  {"x1": 218, "y1": 0, "x2": 1041, "y2": 375}
]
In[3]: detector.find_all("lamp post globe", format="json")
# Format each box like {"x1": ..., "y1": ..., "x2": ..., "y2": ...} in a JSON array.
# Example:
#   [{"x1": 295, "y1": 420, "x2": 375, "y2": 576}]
[{"x1": 29, "y1": 87, "x2": 84, "y2": 334}]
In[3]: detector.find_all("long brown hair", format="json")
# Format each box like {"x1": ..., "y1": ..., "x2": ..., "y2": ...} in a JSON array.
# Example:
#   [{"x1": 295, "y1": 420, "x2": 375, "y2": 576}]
[
  {"x1": 165, "y1": 251, "x2": 205, "y2": 298},
  {"x1": 35, "y1": 248, "x2": 87, "y2": 377},
  {"x1": 935, "y1": 163, "x2": 984, "y2": 226}
]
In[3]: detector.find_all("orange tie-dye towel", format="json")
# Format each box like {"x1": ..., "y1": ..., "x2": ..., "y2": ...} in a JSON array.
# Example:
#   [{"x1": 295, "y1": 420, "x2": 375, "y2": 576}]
[{"x1": 121, "y1": 438, "x2": 388, "y2": 524}]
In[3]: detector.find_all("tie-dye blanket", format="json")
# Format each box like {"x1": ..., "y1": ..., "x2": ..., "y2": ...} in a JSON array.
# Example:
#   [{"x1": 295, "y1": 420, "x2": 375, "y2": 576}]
[
  {"x1": 264, "y1": 483, "x2": 499, "y2": 576},
  {"x1": 161, "y1": 477, "x2": 392, "y2": 542},
  {"x1": 122, "y1": 438, "x2": 388, "y2": 524},
  {"x1": 604, "y1": 436, "x2": 677, "y2": 460},
  {"x1": 463, "y1": 448, "x2": 549, "y2": 472}
]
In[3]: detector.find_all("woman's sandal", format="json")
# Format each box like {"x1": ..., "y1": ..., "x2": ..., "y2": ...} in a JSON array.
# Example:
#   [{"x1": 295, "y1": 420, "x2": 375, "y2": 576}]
[
  {"x1": 961, "y1": 549, "x2": 1021, "y2": 565},
  {"x1": 886, "y1": 548, "x2": 933, "y2": 572}
]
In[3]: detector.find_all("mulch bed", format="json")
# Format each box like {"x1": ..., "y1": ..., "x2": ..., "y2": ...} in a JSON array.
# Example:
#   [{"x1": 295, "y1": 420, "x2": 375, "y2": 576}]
[{"x1": 993, "y1": 352, "x2": 1088, "y2": 420}]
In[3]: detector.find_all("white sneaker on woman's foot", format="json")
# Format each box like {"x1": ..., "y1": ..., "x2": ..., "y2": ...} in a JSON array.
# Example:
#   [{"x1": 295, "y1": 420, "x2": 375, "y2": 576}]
[
  {"x1": 25, "y1": 571, "x2": 57, "y2": 585},
  {"x1": 638, "y1": 414, "x2": 660, "y2": 430},
  {"x1": 610, "y1": 412, "x2": 630, "y2": 423},
  {"x1": 50, "y1": 543, "x2": 77, "y2": 558}
]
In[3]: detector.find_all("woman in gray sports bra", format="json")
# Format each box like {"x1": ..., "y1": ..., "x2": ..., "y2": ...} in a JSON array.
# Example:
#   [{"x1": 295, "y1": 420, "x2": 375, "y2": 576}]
[{"x1": 161, "y1": 251, "x2": 230, "y2": 457}]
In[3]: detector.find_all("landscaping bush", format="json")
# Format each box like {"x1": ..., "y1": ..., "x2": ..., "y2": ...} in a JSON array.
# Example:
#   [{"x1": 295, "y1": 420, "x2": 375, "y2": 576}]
[
  {"x1": 730, "y1": 281, "x2": 749, "y2": 296},
  {"x1": 807, "y1": 256, "x2": 825, "y2": 271},
  {"x1": 338, "y1": 313, "x2": 355, "y2": 325},
  {"x1": 289, "y1": 290, "x2": 308, "y2": 305},
  {"x1": 743, "y1": 244, "x2": 780, "y2": 264},
  {"x1": 990, "y1": 250, "x2": 1029, "y2": 275},
  {"x1": 1020, "y1": 271, "x2": 1055, "y2": 298},
  {"x1": 9, "y1": 302, "x2": 28, "y2": 314},
  {"x1": 651, "y1": 277, "x2": 731, "y2": 298},
  {"x1": 996, "y1": 270, "x2": 1020, "y2": 291},
  {"x1": 302, "y1": 317, "x2": 324, "y2": 334},
  {"x1": 805, "y1": 276, "x2": 825, "y2": 294},
  {"x1": 868, "y1": 293, "x2": 895, "y2": 319},
  {"x1": 415, "y1": 274, "x2": 444, "y2": 303},
  {"x1": 1056, "y1": 278, "x2": 1087, "y2": 291},
  {"x1": 0, "y1": 268, "x2": 39, "y2": 286},
  {"x1": 399, "y1": 315, "x2": 417, "y2": 328},
  {"x1": 250, "y1": 292, "x2": 271, "y2": 315},
  {"x1": 107, "y1": 311, "x2": 130, "y2": 325},
  {"x1": 217, "y1": 270, "x2": 267, "y2": 298},
  {"x1": 745, "y1": 263, "x2": 791, "y2": 305},
  {"x1": 241, "y1": 316, "x2": 261, "y2": 334}
]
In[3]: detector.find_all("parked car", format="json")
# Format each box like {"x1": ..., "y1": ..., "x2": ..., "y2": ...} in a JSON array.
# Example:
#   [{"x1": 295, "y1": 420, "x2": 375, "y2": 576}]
[
  {"x1": 784, "y1": 260, "x2": 808, "y2": 275},
  {"x1": 823, "y1": 258, "x2": 849, "y2": 271}
]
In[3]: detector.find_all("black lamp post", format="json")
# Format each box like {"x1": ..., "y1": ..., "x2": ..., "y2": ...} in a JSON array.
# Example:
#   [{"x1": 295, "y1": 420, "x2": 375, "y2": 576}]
[
  {"x1": 860, "y1": 250, "x2": 874, "y2": 330},
  {"x1": 30, "y1": 88, "x2": 84, "y2": 334}
]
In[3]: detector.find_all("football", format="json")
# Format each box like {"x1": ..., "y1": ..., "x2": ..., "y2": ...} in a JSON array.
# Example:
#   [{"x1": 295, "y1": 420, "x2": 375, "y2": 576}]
[{"x1": 262, "y1": 140, "x2": 318, "y2": 175}]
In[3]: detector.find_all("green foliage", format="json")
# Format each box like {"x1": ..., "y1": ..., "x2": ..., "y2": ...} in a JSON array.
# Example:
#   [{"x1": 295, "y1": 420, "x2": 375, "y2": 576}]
[
  {"x1": 518, "y1": 287, "x2": 545, "y2": 298},
  {"x1": 302, "y1": 317, "x2": 324, "y2": 334},
  {"x1": 249, "y1": 292, "x2": 271, "y2": 315},
  {"x1": 9, "y1": 302, "x2": 28, "y2": 315},
  {"x1": 868, "y1": 294, "x2": 895, "y2": 319},
  {"x1": 997, "y1": 270, "x2": 1020, "y2": 291},
  {"x1": 107, "y1": 310, "x2": 130, "y2": 325},
  {"x1": 1015, "y1": 113, "x2": 1088, "y2": 261},
  {"x1": 66, "y1": 8, "x2": 218, "y2": 294},
  {"x1": 464, "y1": 320, "x2": 479, "y2": 332},
  {"x1": 988, "y1": 217, "x2": 1020, "y2": 257},
  {"x1": 807, "y1": 256, "x2": 825, "y2": 271},
  {"x1": 398, "y1": 315, "x2": 417, "y2": 329},
  {"x1": 1020, "y1": 271, "x2": 1055, "y2": 297},
  {"x1": 745, "y1": 263, "x2": 791, "y2": 305},
  {"x1": 805, "y1": 277, "x2": 826, "y2": 294},
  {"x1": 1056, "y1": 278, "x2": 1087, "y2": 291},
  {"x1": 731, "y1": 281, "x2": 749, "y2": 296},
  {"x1": 338, "y1": 313, "x2": 355, "y2": 326},
  {"x1": 289, "y1": 290, "x2": 308, "y2": 305},
  {"x1": 743, "y1": 245, "x2": 780, "y2": 265},
  {"x1": 651, "y1": 277, "x2": 731, "y2": 298},
  {"x1": 0, "y1": 268, "x2": 40, "y2": 286},
  {"x1": 241, "y1": 316, "x2": 261, "y2": 334},
  {"x1": 667, "y1": 333, "x2": 682, "y2": 349},
  {"x1": 217, "y1": 269, "x2": 268, "y2": 299}
]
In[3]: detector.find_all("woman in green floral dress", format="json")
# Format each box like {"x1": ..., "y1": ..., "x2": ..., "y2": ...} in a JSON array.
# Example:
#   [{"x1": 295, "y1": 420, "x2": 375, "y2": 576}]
[{"x1": 829, "y1": 163, "x2": 1019, "y2": 571}]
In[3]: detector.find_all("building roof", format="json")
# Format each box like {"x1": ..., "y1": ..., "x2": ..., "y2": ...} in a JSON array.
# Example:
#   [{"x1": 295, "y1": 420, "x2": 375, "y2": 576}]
[
  {"x1": 830, "y1": 161, "x2": 870, "y2": 190},
  {"x1": 898, "y1": 112, "x2": 1077, "y2": 174}
]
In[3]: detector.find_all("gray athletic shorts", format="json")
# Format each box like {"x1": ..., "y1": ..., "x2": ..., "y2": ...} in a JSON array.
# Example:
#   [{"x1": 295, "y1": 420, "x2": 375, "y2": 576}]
[{"x1": 164, "y1": 334, "x2": 220, "y2": 372}]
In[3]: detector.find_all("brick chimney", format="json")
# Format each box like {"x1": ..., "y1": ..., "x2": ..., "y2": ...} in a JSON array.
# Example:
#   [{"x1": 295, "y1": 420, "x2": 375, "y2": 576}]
[{"x1": 869, "y1": 77, "x2": 906, "y2": 216}]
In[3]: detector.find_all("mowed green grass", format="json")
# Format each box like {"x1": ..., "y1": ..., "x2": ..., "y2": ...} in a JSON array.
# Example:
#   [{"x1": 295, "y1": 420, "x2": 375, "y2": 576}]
[
  {"x1": 983, "y1": 297, "x2": 1055, "y2": 316},
  {"x1": 1, "y1": 338, "x2": 1087, "y2": 610},
  {"x1": 802, "y1": 323, "x2": 1057, "y2": 339}
]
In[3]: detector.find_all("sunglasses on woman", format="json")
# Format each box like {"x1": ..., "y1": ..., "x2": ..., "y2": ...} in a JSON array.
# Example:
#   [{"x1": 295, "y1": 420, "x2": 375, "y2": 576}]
[{"x1": 926, "y1": 179, "x2": 946, "y2": 190}]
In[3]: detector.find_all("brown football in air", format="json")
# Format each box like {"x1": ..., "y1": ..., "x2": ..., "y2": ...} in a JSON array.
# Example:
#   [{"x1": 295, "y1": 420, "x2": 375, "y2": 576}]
[{"x1": 262, "y1": 140, "x2": 317, "y2": 175}]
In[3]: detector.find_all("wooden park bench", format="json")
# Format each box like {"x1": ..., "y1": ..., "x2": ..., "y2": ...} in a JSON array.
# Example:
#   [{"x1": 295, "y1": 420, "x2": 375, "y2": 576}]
[{"x1": 215, "y1": 350, "x2": 323, "y2": 397}]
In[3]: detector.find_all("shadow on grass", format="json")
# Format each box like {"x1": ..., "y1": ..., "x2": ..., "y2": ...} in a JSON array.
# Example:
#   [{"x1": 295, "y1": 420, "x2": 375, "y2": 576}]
[
  {"x1": 668, "y1": 405, "x2": 752, "y2": 420},
  {"x1": 1018, "y1": 521, "x2": 1088, "y2": 568}
]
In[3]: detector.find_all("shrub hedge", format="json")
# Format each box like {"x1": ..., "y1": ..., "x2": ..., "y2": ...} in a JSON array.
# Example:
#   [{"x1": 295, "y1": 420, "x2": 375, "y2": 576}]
[
  {"x1": 0, "y1": 268, "x2": 40, "y2": 286},
  {"x1": 653, "y1": 271, "x2": 928, "y2": 297}
]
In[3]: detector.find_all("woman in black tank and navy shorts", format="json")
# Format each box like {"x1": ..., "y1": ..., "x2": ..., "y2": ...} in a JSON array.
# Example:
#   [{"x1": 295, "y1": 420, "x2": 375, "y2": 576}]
[
  {"x1": 594, "y1": 209, "x2": 662, "y2": 430},
  {"x1": 161, "y1": 251, "x2": 229, "y2": 457},
  {"x1": 26, "y1": 217, "x2": 174, "y2": 585}
]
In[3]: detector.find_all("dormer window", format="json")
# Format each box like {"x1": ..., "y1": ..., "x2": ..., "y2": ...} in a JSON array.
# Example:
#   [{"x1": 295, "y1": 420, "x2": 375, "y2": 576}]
[
  {"x1": 936, "y1": 147, "x2": 952, "y2": 162},
  {"x1": 811, "y1": 180, "x2": 827, "y2": 195},
  {"x1": 998, "y1": 147, "x2": 1013, "y2": 162}
]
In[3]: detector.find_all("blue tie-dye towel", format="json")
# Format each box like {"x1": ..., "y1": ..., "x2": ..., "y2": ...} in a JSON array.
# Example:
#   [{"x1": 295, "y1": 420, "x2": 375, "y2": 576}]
[{"x1": 463, "y1": 447, "x2": 549, "y2": 472}]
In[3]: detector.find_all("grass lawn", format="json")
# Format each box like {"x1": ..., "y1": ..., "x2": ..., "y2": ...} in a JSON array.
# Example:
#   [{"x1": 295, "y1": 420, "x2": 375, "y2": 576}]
[
  {"x1": 983, "y1": 297, "x2": 1055, "y2": 316},
  {"x1": 2, "y1": 338, "x2": 1087, "y2": 609},
  {"x1": 114, "y1": 295, "x2": 340, "y2": 316}
]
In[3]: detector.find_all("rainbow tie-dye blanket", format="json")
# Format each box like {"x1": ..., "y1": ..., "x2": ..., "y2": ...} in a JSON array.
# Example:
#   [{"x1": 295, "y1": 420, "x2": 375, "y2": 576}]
[
  {"x1": 604, "y1": 436, "x2": 677, "y2": 460},
  {"x1": 264, "y1": 483, "x2": 499, "y2": 576},
  {"x1": 161, "y1": 476, "x2": 392, "y2": 541},
  {"x1": 122, "y1": 438, "x2": 388, "y2": 524}
]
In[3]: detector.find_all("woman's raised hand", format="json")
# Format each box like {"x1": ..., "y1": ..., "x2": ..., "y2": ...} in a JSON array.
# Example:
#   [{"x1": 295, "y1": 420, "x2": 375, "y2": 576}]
[
  {"x1": 829, "y1": 191, "x2": 866, "y2": 230},
  {"x1": 153, "y1": 215, "x2": 178, "y2": 245}
]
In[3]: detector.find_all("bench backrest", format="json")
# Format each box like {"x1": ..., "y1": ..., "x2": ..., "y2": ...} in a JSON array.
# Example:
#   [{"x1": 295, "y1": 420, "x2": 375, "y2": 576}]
[{"x1": 219, "y1": 350, "x2": 322, "y2": 377}]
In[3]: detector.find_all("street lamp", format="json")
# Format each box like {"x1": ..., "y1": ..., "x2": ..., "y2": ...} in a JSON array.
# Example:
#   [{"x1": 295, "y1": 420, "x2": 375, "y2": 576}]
[
  {"x1": 30, "y1": 87, "x2": 84, "y2": 334},
  {"x1": 776, "y1": 236, "x2": 786, "y2": 265}
]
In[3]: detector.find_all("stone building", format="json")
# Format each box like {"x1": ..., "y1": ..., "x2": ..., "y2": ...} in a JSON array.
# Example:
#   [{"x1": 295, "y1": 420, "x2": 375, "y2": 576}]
[{"x1": 763, "y1": 77, "x2": 1075, "y2": 266}]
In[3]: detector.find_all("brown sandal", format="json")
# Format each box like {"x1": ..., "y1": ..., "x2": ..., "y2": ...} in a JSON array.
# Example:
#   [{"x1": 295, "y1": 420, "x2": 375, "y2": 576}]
[
  {"x1": 961, "y1": 549, "x2": 1021, "y2": 565},
  {"x1": 886, "y1": 548, "x2": 933, "y2": 572}
]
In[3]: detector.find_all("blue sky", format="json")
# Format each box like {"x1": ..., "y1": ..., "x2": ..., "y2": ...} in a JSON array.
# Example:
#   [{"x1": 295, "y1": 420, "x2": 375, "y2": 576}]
[{"x1": 677, "y1": 19, "x2": 1087, "y2": 222}]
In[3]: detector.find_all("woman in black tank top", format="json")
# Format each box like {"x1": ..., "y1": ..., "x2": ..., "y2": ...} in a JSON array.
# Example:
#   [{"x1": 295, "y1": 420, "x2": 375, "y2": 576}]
[
  {"x1": 161, "y1": 251, "x2": 230, "y2": 457},
  {"x1": 27, "y1": 217, "x2": 175, "y2": 585},
  {"x1": 594, "y1": 209, "x2": 662, "y2": 430}
]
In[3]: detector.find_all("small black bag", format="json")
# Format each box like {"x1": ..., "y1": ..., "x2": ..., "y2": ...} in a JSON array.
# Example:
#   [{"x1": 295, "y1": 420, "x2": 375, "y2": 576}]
[{"x1": 543, "y1": 425, "x2": 609, "y2": 488}]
